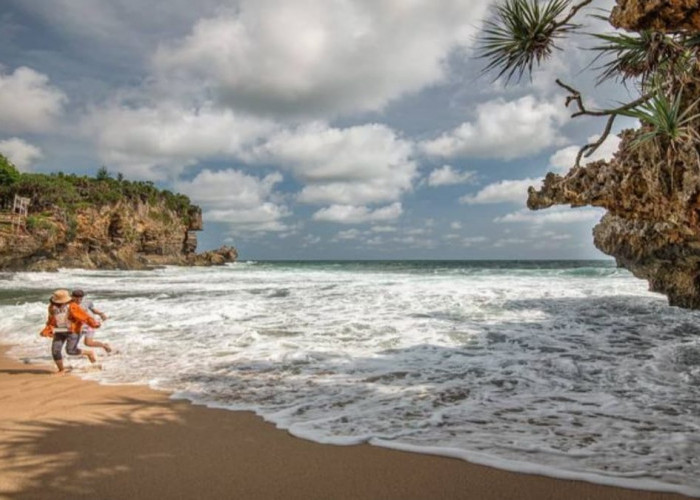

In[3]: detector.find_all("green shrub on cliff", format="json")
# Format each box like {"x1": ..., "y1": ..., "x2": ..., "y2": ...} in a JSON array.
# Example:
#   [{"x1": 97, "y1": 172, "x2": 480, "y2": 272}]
[
  {"x1": 0, "y1": 164, "x2": 198, "y2": 226},
  {"x1": 0, "y1": 154, "x2": 20, "y2": 187},
  {"x1": 25, "y1": 214, "x2": 57, "y2": 234}
]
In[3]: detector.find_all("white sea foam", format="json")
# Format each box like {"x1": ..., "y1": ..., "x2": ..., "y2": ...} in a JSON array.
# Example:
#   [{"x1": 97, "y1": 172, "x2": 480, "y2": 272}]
[{"x1": 0, "y1": 261, "x2": 699, "y2": 496}]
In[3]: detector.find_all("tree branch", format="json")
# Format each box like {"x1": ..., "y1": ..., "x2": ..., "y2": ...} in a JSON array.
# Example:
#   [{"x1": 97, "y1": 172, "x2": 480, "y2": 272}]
[
  {"x1": 558, "y1": 0, "x2": 594, "y2": 27},
  {"x1": 555, "y1": 79, "x2": 657, "y2": 165},
  {"x1": 576, "y1": 114, "x2": 616, "y2": 166}
]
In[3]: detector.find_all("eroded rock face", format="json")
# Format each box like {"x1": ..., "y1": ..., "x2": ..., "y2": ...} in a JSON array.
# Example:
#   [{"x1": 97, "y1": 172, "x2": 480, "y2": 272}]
[
  {"x1": 528, "y1": 126, "x2": 700, "y2": 308},
  {"x1": 526, "y1": 0, "x2": 700, "y2": 309},
  {"x1": 0, "y1": 200, "x2": 237, "y2": 271},
  {"x1": 610, "y1": 0, "x2": 700, "y2": 31}
]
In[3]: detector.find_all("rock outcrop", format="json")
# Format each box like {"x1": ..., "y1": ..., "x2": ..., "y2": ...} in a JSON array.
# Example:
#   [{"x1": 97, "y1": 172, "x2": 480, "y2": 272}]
[
  {"x1": 0, "y1": 200, "x2": 237, "y2": 271},
  {"x1": 529, "y1": 123, "x2": 700, "y2": 308},
  {"x1": 526, "y1": 0, "x2": 700, "y2": 309},
  {"x1": 610, "y1": 0, "x2": 700, "y2": 31}
]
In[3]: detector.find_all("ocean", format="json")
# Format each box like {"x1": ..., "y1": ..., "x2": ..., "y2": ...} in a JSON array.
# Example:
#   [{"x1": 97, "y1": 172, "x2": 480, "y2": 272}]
[{"x1": 0, "y1": 260, "x2": 699, "y2": 496}]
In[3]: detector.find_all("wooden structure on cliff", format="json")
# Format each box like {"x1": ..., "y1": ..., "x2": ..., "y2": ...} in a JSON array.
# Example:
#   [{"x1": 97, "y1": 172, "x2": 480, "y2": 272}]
[
  {"x1": 10, "y1": 195, "x2": 29, "y2": 233},
  {"x1": 0, "y1": 195, "x2": 29, "y2": 234}
]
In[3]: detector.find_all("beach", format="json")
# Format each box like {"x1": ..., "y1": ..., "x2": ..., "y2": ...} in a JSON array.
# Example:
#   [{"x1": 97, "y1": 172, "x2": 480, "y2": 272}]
[{"x1": 0, "y1": 346, "x2": 692, "y2": 500}]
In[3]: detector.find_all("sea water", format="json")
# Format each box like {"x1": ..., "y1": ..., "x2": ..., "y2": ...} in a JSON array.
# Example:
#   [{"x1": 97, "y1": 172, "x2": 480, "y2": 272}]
[{"x1": 0, "y1": 260, "x2": 699, "y2": 496}]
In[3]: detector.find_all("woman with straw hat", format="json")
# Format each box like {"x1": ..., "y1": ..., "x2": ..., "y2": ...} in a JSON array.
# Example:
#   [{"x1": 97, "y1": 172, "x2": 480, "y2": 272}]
[{"x1": 41, "y1": 289, "x2": 101, "y2": 374}]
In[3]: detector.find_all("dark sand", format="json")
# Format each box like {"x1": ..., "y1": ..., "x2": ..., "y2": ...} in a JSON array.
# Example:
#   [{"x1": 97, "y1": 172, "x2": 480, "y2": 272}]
[{"x1": 0, "y1": 346, "x2": 692, "y2": 500}]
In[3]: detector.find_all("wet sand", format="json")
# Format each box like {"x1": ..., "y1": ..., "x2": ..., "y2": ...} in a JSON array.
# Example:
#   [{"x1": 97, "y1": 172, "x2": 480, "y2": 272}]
[{"x1": 0, "y1": 346, "x2": 692, "y2": 500}]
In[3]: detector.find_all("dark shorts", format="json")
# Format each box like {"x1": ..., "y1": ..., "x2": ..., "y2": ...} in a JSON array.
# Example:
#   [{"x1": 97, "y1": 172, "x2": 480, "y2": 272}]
[{"x1": 51, "y1": 332, "x2": 82, "y2": 361}]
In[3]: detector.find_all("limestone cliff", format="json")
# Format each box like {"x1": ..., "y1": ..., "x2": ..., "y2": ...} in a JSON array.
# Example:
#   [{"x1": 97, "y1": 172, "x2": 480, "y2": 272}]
[
  {"x1": 0, "y1": 172, "x2": 237, "y2": 271},
  {"x1": 527, "y1": 0, "x2": 700, "y2": 308},
  {"x1": 0, "y1": 200, "x2": 237, "y2": 271}
]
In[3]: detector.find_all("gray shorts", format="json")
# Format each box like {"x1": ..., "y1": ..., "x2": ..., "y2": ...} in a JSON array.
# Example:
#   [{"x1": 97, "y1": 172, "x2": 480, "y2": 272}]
[{"x1": 51, "y1": 332, "x2": 82, "y2": 361}]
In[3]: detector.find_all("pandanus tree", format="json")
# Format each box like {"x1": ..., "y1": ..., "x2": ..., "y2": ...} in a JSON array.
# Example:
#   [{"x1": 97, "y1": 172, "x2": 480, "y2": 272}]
[{"x1": 478, "y1": 0, "x2": 700, "y2": 169}]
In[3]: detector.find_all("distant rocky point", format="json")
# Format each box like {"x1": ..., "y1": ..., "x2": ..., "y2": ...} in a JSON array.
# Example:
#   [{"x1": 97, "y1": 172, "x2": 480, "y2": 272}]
[{"x1": 0, "y1": 155, "x2": 237, "y2": 271}]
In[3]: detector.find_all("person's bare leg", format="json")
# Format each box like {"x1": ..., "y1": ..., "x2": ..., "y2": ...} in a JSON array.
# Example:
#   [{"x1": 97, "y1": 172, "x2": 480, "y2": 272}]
[
  {"x1": 84, "y1": 350, "x2": 102, "y2": 370},
  {"x1": 85, "y1": 337, "x2": 111, "y2": 353},
  {"x1": 53, "y1": 359, "x2": 66, "y2": 375}
]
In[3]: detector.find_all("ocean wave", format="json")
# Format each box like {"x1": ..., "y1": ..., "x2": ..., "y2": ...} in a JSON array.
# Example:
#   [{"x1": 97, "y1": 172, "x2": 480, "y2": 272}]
[{"x1": 0, "y1": 261, "x2": 698, "y2": 495}]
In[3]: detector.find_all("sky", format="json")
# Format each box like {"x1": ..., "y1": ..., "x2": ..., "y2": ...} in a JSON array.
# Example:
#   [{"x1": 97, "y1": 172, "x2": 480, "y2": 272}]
[{"x1": 0, "y1": 0, "x2": 640, "y2": 260}]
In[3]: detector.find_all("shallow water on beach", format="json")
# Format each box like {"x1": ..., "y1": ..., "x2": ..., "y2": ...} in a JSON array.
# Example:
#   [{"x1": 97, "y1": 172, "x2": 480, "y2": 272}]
[{"x1": 0, "y1": 260, "x2": 699, "y2": 496}]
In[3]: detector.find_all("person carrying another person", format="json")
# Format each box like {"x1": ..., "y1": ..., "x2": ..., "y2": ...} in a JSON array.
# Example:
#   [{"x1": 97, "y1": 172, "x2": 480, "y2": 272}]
[
  {"x1": 71, "y1": 289, "x2": 112, "y2": 354},
  {"x1": 40, "y1": 289, "x2": 101, "y2": 374}
]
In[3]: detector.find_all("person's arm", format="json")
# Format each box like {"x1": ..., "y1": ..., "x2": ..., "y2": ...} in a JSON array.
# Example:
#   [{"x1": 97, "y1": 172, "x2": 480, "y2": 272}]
[
  {"x1": 40, "y1": 305, "x2": 55, "y2": 337},
  {"x1": 69, "y1": 303, "x2": 100, "y2": 329},
  {"x1": 91, "y1": 305, "x2": 107, "y2": 320}
]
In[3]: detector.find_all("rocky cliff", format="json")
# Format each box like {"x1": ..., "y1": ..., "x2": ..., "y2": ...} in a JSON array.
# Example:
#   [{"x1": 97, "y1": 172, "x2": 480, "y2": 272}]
[
  {"x1": 0, "y1": 160, "x2": 237, "y2": 271},
  {"x1": 527, "y1": 2, "x2": 700, "y2": 308},
  {"x1": 0, "y1": 199, "x2": 237, "y2": 271}
]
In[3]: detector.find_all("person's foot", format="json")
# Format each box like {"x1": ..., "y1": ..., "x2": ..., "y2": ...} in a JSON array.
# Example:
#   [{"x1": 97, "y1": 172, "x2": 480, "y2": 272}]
[
  {"x1": 52, "y1": 369, "x2": 68, "y2": 376},
  {"x1": 86, "y1": 351, "x2": 97, "y2": 364},
  {"x1": 103, "y1": 343, "x2": 112, "y2": 354}
]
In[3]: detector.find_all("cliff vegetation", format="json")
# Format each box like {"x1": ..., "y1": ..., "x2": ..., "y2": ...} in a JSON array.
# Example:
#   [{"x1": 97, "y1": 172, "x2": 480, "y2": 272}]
[{"x1": 0, "y1": 154, "x2": 237, "y2": 271}]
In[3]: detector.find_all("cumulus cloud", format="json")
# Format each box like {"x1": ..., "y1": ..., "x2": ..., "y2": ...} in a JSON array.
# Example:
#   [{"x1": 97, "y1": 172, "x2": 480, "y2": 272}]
[
  {"x1": 84, "y1": 103, "x2": 276, "y2": 180},
  {"x1": 313, "y1": 202, "x2": 402, "y2": 224},
  {"x1": 0, "y1": 138, "x2": 43, "y2": 170},
  {"x1": 153, "y1": 0, "x2": 491, "y2": 118},
  {"x1": 548, "y1": 133, "x2": 622, "y2": 173},
  {"x1": 494, "y1": 207, "x2": 604, "y2": 224},
  {"x1": 427, "y1": 165, "x2": 475, "y2": 186},
  {"x1": 371, "y1": 225, "x2": 396, "y2": 233},
  {"x1": 246, "y1": 122, "x2": 417, "y2": 205},
  {"x1": 462, "y1": 236, "x2": 488, "y2": 246},
  {"x1": 460, "y1": 178, "x2": 542, "y2": 205},
  {"x1": 421, "y1": 95, "x2": 569, "y2": 160},
  {"x1": 0, "y1": 67, "x2": 67, "y2": 133},
  {"x1": 174, "y1": 168, "x2": 290, "y2": 232},
  {"x1": 334, "y1": 228, "x2": 362, "y2": 240}
]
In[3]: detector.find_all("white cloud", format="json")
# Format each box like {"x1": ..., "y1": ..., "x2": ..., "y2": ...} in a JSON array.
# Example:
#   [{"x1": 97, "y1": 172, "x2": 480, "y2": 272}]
[
  {"x1": 85, "y1": 103, "x2": 276, "y2": 180},
  {"x1": 450, "y1": 221, "x2": 462, "y2": 230},
  {"x1": 334, "y1": 228, "x2": 362, "y2": 240},
  {"x1": 302, "y1": 234, "x2": 321, "y2": 246},
  {"x1": 494, "y1": 207, "x2": 604, "y2": 224},
  {"x1": 427, "y1": 165, "x2": 475, "y2": 186},
  {"x1": 0, "y1": 67, "x2": 67, "y2": 133},
  {"x1": 460, "y1": 178, "x2": 542, "y2": 205},
  {"x1": 371, "y1": 225, "x2": 396, "y2": 233},
  {"x1": 174, "y1": 168, "x2": 290, "y2": 232},
  {"x1": 421, "y1": 95, "x2": 568, "y2": 160},
  {"x1": 0, "y1": 138, "x2": 43, "y2": 170},
  {"x1": 246, "y1": 122, "x2": 417, "y2": 205},
  {"x1": 153, "y1": 0, "x2": 491, "y2": 119},
  {"x1": 548, "y1": 134, "x2": 622, "y2": 173},
  {"x1": 392, "y1": 235, "x2": 437, "y2": 249},
  {"x1": 493, "y1": 237, "x2": 528, "y2": 247},
  {"x1": 313, "y1": 202, "x2": 402, "y2": 224}
]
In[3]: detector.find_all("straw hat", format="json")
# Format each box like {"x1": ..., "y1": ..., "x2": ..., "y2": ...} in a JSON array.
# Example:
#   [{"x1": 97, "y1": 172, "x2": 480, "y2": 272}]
[{"x1": 51, "y1": 289, "x2": 72, "y2": 304}]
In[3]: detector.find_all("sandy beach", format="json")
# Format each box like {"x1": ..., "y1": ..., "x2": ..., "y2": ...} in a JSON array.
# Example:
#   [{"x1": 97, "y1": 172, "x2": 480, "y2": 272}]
[{"x1": 0, "y1": 345, "x2": 692, "y2": 500}]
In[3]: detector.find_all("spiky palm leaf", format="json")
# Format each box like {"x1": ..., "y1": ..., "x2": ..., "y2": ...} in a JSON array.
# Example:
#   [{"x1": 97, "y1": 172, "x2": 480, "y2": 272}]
[
  {"x1": 479, "y1": 0, "x2": 579, "y2": 83},
  {"x1": 621, "y1": 90, "x2": 700, "y2": 146},
  {"x1": 591, "y1": 30, "x2": 684, "y2": 85}
]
